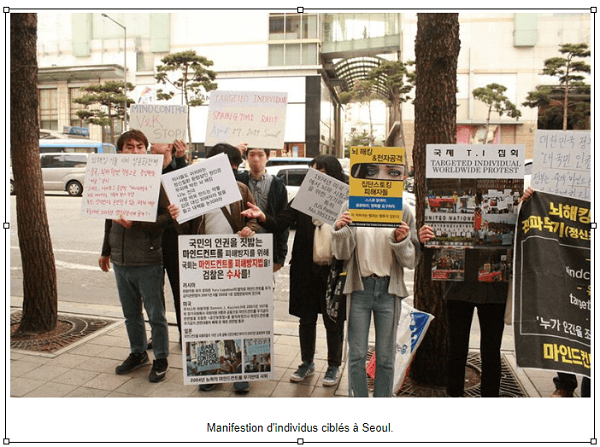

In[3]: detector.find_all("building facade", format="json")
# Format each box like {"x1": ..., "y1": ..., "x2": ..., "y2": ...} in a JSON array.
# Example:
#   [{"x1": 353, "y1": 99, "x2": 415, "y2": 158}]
[{"x1": 35, "y1": 11, "x2": 591, "y2": 160}]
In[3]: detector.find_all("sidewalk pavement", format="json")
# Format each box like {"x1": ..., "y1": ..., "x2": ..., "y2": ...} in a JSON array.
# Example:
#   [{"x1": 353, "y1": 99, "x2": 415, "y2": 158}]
[{"x1": 9, "y1": 295, "x2": 573, "y2": 398}]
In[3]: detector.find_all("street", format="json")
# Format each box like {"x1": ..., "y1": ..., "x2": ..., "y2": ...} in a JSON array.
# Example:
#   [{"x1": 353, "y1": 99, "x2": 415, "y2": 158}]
[{"x1": 10, "y1": 194, "x2": 415, "y2": 324}]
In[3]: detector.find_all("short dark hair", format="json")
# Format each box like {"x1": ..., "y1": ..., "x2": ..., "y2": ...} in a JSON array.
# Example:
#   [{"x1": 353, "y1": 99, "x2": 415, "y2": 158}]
[
  {"x1": 245, "y1": 147, "x2": 270, "y2": 159},
  {"x1": 310, "y1": 155, "x2": 347, "y2": 183},
  {"x1": 117, "y1": 130, "x2": 148, "y2": 152},
  {"x1": 207, "y1": 143, "x2": 243, "y2": 167}
]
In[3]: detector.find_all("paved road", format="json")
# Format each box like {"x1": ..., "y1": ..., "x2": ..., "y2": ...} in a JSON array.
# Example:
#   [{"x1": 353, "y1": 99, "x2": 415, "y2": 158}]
[{"x1": 10, "y1": 194, "x2": 415, "y2": 323}]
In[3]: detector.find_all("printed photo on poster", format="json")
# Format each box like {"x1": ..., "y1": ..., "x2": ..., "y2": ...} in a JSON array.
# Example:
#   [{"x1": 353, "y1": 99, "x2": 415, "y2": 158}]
[
  {"x1": 425, "y1": 145, "x2": 524, "y2": 248},
  {"x1": 431, "y1": 247, "x2": 465, "y2": 281},
  {"x1": 179, "y1": 234, "x2": 275, "y2": 385},
  {"x1": 243, "y1": 338, "x2": 272, "y2": 373},
  {"x1": 349, "y1": 146, "x2": 405, "y2": 228}
]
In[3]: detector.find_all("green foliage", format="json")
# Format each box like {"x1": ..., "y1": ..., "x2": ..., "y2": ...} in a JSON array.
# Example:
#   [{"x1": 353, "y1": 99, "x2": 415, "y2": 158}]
[
  {"x1": 367, "y1": 59, "x2": 414, "y2": 106},
  {"x1": 472, "y1": 83, "x2": 521, "y2": 120},
  {"x1": 522, "y1": 43, "x2": 590, "y2": 129},
  {"x1": 346, "y1": 129, "x2": 372, "y2": 147},
  {"x1": 155, "y1": 50, "x2": 218, "y2": 106},
  {"x1": 74, "y1": 80, "x2": 134, "y2": 126}
]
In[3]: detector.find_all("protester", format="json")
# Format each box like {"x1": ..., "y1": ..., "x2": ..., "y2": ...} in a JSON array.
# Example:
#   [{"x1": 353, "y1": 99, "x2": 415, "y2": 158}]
[
  {"x1": 332, "y1": 198, "x2": 418, "y2": 397},
  {"x1": 237, "y1": 147, "x2": 289, "y2": 275},
  {"x1": 149, "y1": 139, "x2": 187, "y2": 342},
  {"x1": 168, "y1": 142, "x2": 259, "y2": 394},
  {"x1": 98, "y1": 129, "x2": 171, "y2": 383},
  {"x1": 418, "y1": 224, "x2": 507, "y2": 397},
  {"x1": 241, "y1": 155, "x2": 347, "y2": 387}
]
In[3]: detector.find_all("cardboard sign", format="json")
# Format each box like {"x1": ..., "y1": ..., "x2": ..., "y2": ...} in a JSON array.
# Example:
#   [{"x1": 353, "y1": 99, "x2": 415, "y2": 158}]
[
  {"x1": 531, "y1": 130, "x2": 591, "y2": 200},
  {"x1": 81, "y1": 154, "x2": 163, "y2": 222},
  {"x1": 291, "y1": 168, "x2": 349, "y2": 227},
  {"x1": 161, "y1": 153, "x2": 242, "y2": 224},
  {"x1": 180, "y1": 234, "x2": 275, "y2": 385},
  {"x1": 205, "y1": 91, "x2": 287, "y2": 149},
  {"x1": 129, "y1": 104, "x2": 188, "y2": 143}
]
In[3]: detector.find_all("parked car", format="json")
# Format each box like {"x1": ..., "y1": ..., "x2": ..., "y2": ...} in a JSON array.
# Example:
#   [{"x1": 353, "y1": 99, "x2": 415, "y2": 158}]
[
  {"x1": 11, "y1": 152, "x2": 88, "y2": 196},
  {"x1": 266, "y1": 164, "x2": 310, "y2": 202}
]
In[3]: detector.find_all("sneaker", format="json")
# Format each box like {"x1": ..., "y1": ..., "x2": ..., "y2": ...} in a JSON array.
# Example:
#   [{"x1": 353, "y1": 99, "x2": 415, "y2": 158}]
[
  {"x1": 115, "y1": 352, "x2": 149, "y2": 375},
  {"x1": 149, "y1": 358, "x2": 168, "y2": 382},
  {"x1": 290, "y1": 362, "x2": 315, "y2": 383},
  {"x1": 234, "y1": 381, "x2": 250, "y2": 394},
  {"x1": 322, "y1": 366, "x2": 341, "y2": 387},
  {"x1": 551, "y1": 388, "x2": 574, "y2": 397},
  {"x1": 199, "y1": 383, "x2": 216, "y2": 392}
]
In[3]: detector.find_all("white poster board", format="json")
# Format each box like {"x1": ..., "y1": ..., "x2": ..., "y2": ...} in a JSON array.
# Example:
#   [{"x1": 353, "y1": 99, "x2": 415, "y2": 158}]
[
  {"x1": 180, "y1": 234, "x2": 274, "y2": 385},
  {"x1": 291, "y1": 168, "x2": 349, "y2": 227},
  {"x1": 205, "y1": 90, "x2": 287, "y2": 149},
  {"x1": 531, "y1": 130, "x2": 591, "y2": 200},
  {"x1": 161, "y1": 153, "x2": 242, "y2": 224},
  {"x1": 82, "y1": 153, "x2": 163, "y2": 222},
  {"x1": 129, "y1": 104, "x2": 188, "y2": 143}
]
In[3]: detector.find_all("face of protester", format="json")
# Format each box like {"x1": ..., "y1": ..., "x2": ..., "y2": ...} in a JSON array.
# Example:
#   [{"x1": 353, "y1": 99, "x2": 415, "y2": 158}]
[
  {"x1": 362, "y1": 163, "x2": 404, "y2": 181},
  {"x1": 121, "y1": 138, "x2": 147, "y2": 155},
  {"x1": 247, "y1": 149, "x2": 269, "y2": 177}
]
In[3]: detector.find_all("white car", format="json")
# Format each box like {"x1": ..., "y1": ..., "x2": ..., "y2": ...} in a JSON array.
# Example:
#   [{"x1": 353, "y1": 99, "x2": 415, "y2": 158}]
[{"x1": 266, "y1": 165, "x2": 310, "y2": 202}]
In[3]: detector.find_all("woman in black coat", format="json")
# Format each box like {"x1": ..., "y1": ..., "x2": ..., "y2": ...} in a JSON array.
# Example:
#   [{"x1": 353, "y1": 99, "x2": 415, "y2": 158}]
[{"x1": 243, "y1": 155, "x2": 347, "y2": 387}]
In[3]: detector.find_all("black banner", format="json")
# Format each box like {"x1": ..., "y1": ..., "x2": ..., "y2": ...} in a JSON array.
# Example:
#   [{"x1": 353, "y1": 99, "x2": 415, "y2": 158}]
[{"x1": 514, "y1": 191, "x2": 591, "y2": 376}]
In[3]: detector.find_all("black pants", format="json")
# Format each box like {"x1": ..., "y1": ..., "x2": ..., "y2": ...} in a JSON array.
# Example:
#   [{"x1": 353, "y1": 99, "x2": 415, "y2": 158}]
[
  {"x1": 299, "y1": 312, "x2": 344, "y2": 367},
  {"x1": 446, "y1": 300, "x2": 506, "y2": 397}
]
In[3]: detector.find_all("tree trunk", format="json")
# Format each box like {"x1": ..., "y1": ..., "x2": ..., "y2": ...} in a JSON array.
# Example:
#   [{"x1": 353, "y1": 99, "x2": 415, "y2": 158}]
[
  {"x1": 409, "y1": 13, "x2": 460, "y2": 386},
  {"x1": 563, "y1": 60, "x2": 570, "y2": 131},
  {"x1": 11, "y1": 13, "x2": 58, "y2": 333}
]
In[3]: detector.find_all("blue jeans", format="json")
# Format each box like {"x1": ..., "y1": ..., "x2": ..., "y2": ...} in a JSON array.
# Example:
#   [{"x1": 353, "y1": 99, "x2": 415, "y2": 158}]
[
  {"x1": 113, "y1": 263, "x2": 169, "y2": 359},
  {"x1": 348, "y1": 276, "x2": 400, "y2": 397}
]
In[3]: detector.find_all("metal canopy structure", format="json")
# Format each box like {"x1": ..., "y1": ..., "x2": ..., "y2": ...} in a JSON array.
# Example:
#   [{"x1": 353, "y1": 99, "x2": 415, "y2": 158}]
[{"x1": 331, "y1": 56, "x2": 391, "y2": 100}]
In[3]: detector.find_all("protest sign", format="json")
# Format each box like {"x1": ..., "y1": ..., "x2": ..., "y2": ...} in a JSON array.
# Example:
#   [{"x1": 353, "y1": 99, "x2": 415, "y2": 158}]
[
  {"x1": 205, "y1": 91, "x2": 287, "y2": 149},
  {"x1": 129, "y1": 104, "x2": 188, "y2": 143},
  {"x1": 180, "y1": 234, "x2": 274, "y2": 385},
  {"x1": 513, "y1": 191, "x2": 591, "y2": 377},
  {"x1": 291, "y1": 168, "x2": 349, "y2": 227},
  {"x1": 161, "y1": 153, "x2": 241, "y2": 224},
  {"x1": 531, "y1": 130, "x2": 591, "y2": 200},
  {"x1": 424, "y1": 144, "x2": 524, "y2": 282},
  {"x1": 81, "y1": 153, "x2": 163, "y2": 222},
  {"x1": 349, "y1": 146, "x2": 405, "y2": 228}
]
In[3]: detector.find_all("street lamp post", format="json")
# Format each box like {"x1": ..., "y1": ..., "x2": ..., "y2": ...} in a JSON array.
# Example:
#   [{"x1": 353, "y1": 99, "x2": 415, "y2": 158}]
[{"x1": 101, "y1": 13, "x2": 127, "y2": 131}]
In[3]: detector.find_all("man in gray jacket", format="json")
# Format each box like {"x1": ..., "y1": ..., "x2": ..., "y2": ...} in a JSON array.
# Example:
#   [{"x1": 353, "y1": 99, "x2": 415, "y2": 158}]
[{"x1": 99, "y1": 129, "x2": 172, "y2": 382}]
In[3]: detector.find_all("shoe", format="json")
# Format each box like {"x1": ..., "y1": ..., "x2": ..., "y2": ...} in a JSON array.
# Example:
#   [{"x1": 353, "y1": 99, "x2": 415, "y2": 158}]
[
  {"x1": 149, "y1": 358, "x2": 168, "y2": 383},
  {"x1": 290, "y1": 362, "x2": 315, "y2": 382},
  {"x1": 147, "y1": 338, "x2": 153, "y2": 350},
  {"x1": 115, "y1": 352, "x2": 149, "y2": 375},
  {"x1": 234, "y1": 381, "x2": 250, "y2": 394},
  {"x1": 322, "y1": 366, "x2": 341, "y2": 387},
  {"x1": 551, "y1": 388, "x2": 574, "y2": 397},
  {"x1": 199, "y1": 383, "x2": 216, "y2": 392}
]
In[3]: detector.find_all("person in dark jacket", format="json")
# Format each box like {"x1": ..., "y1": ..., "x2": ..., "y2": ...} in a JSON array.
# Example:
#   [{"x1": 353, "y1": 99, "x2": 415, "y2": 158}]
[
  {"x1": 236, "y1": 147, "x2": 289, "y2": 274},
  {"x1": 150, "y1": 139, "x2": 187, "y2": 341},
  {"x1": 241, "y1": 155, "x2": 347, "y2": 387},
  {"x1": 98, "y1": 130, "x2": 172, "y2": 383}
]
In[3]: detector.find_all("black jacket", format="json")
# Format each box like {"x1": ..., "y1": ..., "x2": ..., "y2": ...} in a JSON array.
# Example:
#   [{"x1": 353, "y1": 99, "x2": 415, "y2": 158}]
[{"x1": 237, "y1": 171, "x2": 289, "y2": 266}]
